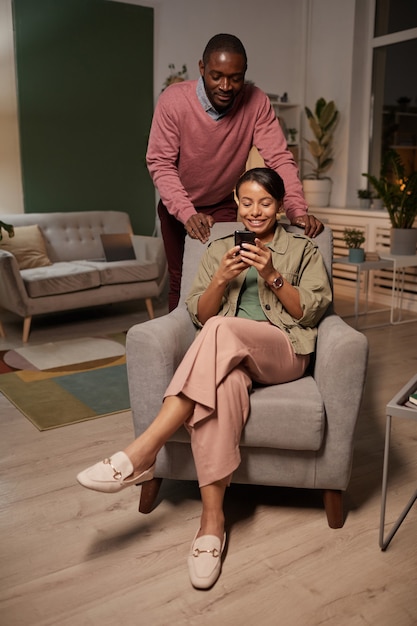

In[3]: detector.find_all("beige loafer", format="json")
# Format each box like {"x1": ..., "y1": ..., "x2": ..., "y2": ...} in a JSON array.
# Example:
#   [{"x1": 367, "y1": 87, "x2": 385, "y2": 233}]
[
  {"x1": 77, "y1": 451, "x2": 155, "y2": 493},
  {"x1": 188, "y1": 531, "x2": 226, "y2": 589}
]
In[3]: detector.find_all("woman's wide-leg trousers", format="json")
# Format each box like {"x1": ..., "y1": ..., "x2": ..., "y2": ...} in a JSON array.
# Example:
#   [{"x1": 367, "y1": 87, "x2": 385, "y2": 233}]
[{"x1": 164, "y1": 317, "x2": 309, "y2": 487}]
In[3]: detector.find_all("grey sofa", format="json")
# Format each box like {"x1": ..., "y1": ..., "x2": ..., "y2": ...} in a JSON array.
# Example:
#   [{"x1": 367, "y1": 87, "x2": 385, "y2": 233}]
[
  {"x1": 126, "y1": 222, "x2": 368, "y2": 528},
  {"x1": 0, "y1": 211, "x2": 167, "y2": 342}
]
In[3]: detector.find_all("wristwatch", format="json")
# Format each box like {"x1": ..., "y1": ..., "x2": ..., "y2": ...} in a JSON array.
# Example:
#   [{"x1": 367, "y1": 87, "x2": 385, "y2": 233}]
[{"x1": 267, "y1": 274, "x2": 284, "y2": 290}]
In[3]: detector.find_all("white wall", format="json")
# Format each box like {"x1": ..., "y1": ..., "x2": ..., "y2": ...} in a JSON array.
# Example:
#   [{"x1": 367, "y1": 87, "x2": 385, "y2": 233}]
[
  {"x1": 0, "y1": 0, "x2": 373, "y2": 215},
  {"x1": 116, "y1": 0, "x2": 307, "y2": 101}
]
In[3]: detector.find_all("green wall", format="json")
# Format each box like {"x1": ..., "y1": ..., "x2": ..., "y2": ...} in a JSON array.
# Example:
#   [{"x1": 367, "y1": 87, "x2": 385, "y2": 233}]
[{"x1": 13, "y1": 0, "x2": 155, "y2": 235}]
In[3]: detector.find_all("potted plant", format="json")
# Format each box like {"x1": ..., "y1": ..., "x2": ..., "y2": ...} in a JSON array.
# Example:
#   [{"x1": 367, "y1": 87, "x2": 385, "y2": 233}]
[
  {"x1": 302, "y1": 97, "x2": 339, "y2": 207},
  {"x1": 362, "y1": 149, "x2": 417, "y2": 254},
  {"x1": 288, "y1": 127, "x2": 298, "y2": 145},
  {"x1": 343, "y1": 228, "x2": 366, "y2": 262},
  {"x1": 357, "y1": 189, "x2": 373, "y2": 209},
  {"x1": 162, "y1": 63, "x2": 188, "y2": 90},
  {"x1": 0, "y1": 220, "x2": 14, "y2": 241}
]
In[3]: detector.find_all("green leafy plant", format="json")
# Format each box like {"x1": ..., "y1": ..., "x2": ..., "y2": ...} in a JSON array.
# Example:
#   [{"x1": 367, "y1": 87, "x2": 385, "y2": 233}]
[
  {"x1": 303, "y1": 98, "x2": 339, "y2": 179},
  {"x1": 343, "y1": 228, "x2": 365, "y2": 249},
  {"x1": 0, "y1": 220, "x2": 14, "y2": 241},
  {"x1": 362, "y1": 149, "x2": 417, "y2": 228},
  {"x1": 162, "y1": 64, "x2": 188, "y2": 90},
  {"x1": 357, "y1": 189, "x2": 373, "y2": 199},
  {"x1": 288, "y1": 127, "x2": 298, "y2": 144}
]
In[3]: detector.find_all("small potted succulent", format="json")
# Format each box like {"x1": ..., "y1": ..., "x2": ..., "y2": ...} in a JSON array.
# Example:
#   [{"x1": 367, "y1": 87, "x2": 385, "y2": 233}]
[
  {"x1": 357, "y1": 188, "x2": 373, "y2": 209},
  {"x1": 288, "y1": 127, "x2": 298, "y2": 145},
  {"x1": 343, "y1": 228, "x2": 365, "y2": 262}
]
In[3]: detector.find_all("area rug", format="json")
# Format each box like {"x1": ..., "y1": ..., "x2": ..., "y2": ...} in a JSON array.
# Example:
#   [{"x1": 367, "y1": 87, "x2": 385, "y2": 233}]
[{"x1": 0, "y1": 334, "x2": 130, "y2": 430}]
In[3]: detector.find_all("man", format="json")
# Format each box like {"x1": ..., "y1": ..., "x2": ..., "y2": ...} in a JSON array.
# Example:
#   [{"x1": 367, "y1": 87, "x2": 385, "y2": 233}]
[{"x1": 147, "y1": 33, "x2": 323, "y2": 310}]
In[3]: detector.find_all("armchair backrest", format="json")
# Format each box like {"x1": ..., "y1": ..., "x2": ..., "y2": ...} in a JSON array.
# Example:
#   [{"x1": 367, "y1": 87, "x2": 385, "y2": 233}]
[{"x1": 179, "y1": 222, "x2": 333, "y2": 307}]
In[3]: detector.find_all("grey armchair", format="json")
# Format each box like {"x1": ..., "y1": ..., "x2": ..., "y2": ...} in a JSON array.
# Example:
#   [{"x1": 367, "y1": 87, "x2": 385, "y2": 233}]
[{"x1": 126, "y1": 223, "x2": 368, "y2": 528}]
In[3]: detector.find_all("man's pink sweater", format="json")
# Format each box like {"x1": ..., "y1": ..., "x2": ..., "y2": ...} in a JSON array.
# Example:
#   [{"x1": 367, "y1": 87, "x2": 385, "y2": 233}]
[{"x1": 147, "y1": 80, "x2": 307, "y2": 225}]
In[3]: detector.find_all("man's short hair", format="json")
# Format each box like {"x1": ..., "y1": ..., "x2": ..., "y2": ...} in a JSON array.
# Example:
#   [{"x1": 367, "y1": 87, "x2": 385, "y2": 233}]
[{"x1": 202, "y1": 34, "x2": 247, "y2": 67}]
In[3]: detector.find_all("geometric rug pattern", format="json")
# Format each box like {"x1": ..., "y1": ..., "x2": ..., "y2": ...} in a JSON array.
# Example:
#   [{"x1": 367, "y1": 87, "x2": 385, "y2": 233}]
[{"x1": 0, "y1": 334, "x2": 130, "y2": 430}]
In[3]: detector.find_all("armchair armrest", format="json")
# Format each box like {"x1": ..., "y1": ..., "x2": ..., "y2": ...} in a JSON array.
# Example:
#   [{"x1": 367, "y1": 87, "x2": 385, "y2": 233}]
[
  {"x1": 126, "y1": 308, "x2": 196, "y2": 436},
  {"x1": 0, "y1": 250, "x2": 31, "y2": 316},
  {"x1": 313, "y1": 314, "x2": 369, "y2": 487}
]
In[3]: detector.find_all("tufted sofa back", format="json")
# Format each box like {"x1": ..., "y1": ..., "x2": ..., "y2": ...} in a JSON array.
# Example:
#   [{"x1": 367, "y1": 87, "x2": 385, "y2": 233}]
[{"x1": 0, "y1": 211, "x2": 133, "y2": 262}]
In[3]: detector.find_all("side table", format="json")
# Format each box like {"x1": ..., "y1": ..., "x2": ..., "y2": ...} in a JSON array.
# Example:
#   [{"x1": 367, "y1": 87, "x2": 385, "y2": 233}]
[
  {"x1": 379, "y1": 373, "x2": 417, "y2": 550},
  {"x1": 379, "y1": 253, "x2": 417, "y2": 324},
  {"x1": 332, "y1": 257, "x2": 393, "y2": 329}
]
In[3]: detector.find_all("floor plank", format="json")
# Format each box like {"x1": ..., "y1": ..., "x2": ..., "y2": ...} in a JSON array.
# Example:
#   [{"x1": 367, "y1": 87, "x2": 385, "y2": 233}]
[{"x1": 1, "y1": 293, "x2": 417, "y2": 625}]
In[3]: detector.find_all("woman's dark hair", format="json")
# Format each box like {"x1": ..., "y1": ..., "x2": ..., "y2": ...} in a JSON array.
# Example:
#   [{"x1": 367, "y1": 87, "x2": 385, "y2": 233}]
[
  {"x1": 202, "y1": 34, "x2": 247, "y2": 67},
  {"x1": 236, "y1": 168, "x2": 285, "y2": 202}
]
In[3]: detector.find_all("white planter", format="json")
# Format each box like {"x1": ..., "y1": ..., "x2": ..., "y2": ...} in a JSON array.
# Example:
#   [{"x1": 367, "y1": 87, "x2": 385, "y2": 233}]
[
  {"x1": 371, "y1": 198, "x2": 384, "y2": 210},
  {"x1": 390, "y1": 228, "x2": 417, "y2": 255},
  {"x1": 302, "y1": 179, "x2": 332, "y2": 208}
]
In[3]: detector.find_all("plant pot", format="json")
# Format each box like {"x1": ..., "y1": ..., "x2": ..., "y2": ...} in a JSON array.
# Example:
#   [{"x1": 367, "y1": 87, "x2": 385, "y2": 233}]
[
  {"x1": 348, "y1": 248, "x2": 365, "y2": 263},
  {"x1": 302, "y1": 179, "x2": 332, "y2": 208},
  {"x1": 359, "y1": 199, "x2": 371, "y2": 209},
  {"x1": 390, "y1": 228, "x2": 417, "y2": 255},
  {"x1": 371, "y1": 198, "x2": 384, "y2": 210}
]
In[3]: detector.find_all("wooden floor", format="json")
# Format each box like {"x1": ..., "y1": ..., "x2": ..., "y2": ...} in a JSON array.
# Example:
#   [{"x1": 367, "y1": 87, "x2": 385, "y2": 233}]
[{"x1": 1, "y1": 293, "x2": 417, "y2": 626}]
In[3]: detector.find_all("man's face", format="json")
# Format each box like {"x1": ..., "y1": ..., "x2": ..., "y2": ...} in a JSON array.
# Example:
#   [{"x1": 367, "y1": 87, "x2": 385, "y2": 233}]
[{"x1": 199, "y1": 51, "x2": 246, "y2": 112}]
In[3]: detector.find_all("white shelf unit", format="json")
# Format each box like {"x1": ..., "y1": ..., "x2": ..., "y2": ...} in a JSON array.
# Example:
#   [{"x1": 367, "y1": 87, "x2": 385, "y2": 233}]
[
  {"x1": 310, "y1": 207, "x2": 417, "y2": 314},
  {"x1": 272, "y1": 102, "x2": 301, "y2": 163},
  {"x1": 245, "y1": 100, "x2": 301, "y2": 170}
]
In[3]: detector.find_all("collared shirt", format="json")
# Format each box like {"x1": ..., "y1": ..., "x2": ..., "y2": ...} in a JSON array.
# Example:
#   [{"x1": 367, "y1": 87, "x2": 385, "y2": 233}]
[{"x1": 196, "y1": 76, "x2": 231, "y2": 121}]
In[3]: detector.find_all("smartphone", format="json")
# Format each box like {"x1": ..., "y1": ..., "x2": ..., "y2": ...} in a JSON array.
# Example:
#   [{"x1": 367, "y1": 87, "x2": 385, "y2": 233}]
[{"x1": 234, "y1": 230, "x2": 256, "y2": 249}]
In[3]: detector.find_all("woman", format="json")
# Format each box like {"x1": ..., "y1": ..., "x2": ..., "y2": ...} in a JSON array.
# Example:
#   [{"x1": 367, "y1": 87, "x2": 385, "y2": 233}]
[{"x1": 77, "y1": 168, "x2": 332, "y2": 589}]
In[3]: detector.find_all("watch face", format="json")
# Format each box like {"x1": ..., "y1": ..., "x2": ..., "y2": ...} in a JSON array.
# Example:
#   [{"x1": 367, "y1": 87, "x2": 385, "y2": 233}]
[{"x1": 272, "y1": 275, "x2": 283, "y2": 289}]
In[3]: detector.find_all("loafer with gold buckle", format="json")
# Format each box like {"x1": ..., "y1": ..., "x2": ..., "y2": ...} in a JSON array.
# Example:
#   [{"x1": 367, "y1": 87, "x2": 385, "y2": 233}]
[
  {"x1": 76, "y1": 451, "x2": 155, "y2": 493},
  {"x1": 188, "y1": 531, "x2": 226, "y2": 589}
]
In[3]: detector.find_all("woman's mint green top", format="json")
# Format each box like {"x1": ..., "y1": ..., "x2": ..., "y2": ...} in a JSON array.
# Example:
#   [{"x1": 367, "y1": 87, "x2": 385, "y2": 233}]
[{"x1": 237, "y1": 265, "x2": 268, "y2": 321}]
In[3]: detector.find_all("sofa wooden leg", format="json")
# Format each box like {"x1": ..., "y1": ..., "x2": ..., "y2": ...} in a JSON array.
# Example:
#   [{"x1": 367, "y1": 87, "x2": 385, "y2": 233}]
[
  {"x1": 145, "y1": 298, "x2": 155, "y2": 320},
  {"x1": 0, "y1": 321, "x2": 5, "y2": 338},
  {"x1": 139, "y1": 477, "x2": 163, "y2": 514},
  {"x1": 22, "y1": 316, "x2": 32, "y2": 343},
  {"x1": 323, "y1": 489, "x2": 344, "y2": 528}
]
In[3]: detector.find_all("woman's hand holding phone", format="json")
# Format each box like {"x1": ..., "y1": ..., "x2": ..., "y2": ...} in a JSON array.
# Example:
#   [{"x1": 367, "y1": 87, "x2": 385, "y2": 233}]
[{"x1": 235, "y1": 231, "x2": 277, "y2": 284}]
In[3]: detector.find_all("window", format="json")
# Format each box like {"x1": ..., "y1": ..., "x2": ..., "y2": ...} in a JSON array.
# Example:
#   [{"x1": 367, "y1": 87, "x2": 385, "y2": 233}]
[{"x1": 369, "y1": 1, "x2": 417, "y2": 177}]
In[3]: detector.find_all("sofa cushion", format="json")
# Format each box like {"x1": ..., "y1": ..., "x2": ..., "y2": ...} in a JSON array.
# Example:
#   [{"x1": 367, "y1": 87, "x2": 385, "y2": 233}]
[
  {"x1": 0, "y1": 225, "x2": 52, "y2": 270},
  {"x1": 78, "y1": 260, "x2": 159, "y2": 285},
  {"x1": 21, "y1": 262, "x2": 101, "y2": 297}
]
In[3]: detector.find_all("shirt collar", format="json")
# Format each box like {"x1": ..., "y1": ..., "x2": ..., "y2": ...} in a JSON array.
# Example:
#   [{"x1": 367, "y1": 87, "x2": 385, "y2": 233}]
[{"x1": 196, "y1": 76, "x2": 231, "y2": 121}]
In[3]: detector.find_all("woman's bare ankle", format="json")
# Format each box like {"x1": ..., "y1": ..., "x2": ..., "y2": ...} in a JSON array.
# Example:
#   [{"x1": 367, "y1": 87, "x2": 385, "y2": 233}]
[
  {"x1": 123, "y1": 442, "x2": 155, "y2": 476},
  {"x1": 198, "y1": 511, "x2": 225, "y2": 542}
]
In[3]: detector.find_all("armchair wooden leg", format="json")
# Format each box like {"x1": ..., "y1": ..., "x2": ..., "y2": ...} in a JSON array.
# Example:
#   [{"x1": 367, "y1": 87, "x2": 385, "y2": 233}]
[
  {"x1": 22, "y1": 316, "x2": 32, "y2": 343},
  {"x1": 323, "y1": 489, "x2": 344, "y2": 528},
  {"x1": 145, "y1": 298, "x2": 155, "y2": 320},
  {"x1": 139, "y1": 477, "x2": 163, "y2": 514}
]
